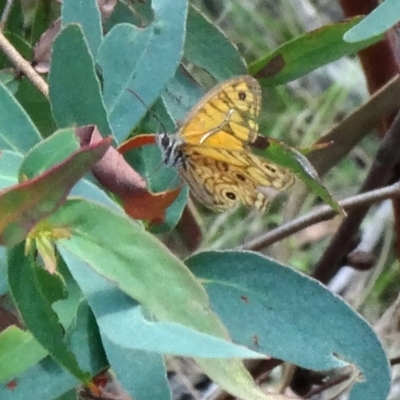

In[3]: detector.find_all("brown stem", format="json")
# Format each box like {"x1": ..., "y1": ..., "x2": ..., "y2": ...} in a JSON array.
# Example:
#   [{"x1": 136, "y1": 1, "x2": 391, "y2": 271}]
[
  {"x1": 242, "y1": 181, "x2": 400, "y2": 251},
  {"x1": 0, "y1": 30, "x2": 49, "y2": 98}
]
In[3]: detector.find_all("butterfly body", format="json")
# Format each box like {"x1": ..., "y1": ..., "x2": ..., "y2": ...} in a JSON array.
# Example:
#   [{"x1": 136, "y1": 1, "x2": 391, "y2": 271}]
[{"x1": 157, "y1": 75, "x2": 294, "y2": 212}]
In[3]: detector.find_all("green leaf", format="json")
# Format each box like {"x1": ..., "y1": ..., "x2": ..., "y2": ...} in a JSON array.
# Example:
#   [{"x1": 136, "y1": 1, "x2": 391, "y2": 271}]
[
  {"x1": 70, "y1": 178, "x2": 123, "y2": 213},
  {"x1": 60, "y1": 252, "x2": 172, "y2": 399},
  {"x1": 0, "y1": 71, "x2": 18, "y2": 92},
  {"x1": 0, "y1": 0, "x2": 23, "y2": 37},
  {"x1": 0, "y1": 326, "x2": 48, "y2": 383},
  {"x1": 0, "y1": 81, "x2": 41, "y2": 154},
  {"x1": 50, "y1": 199, "x2": 271, "y2": 400},
  {"x1": 61, "y1": 0, "x2": 102, "y2": 57},
  {"x1": 187, "y1": 251, "x2": 391, "y2": 400},
  {"x1": 14, "y1": 78, "x2": 56, "y2": 138},
  {"x1": 162, "y1": 66, "x2": 205, "y2": 121},
  {"x1": 30, "y1": 0, "x2": 58, "y2": 45},
  {"x1": 0, "y1": 151, "x2": 22, "y2": 190},
  {"x1": 184, "y1": 5, "x2": 247, "y2": 80},
  {"x1": 49, "y1": 24, "x2": 111, "y2": 134},
  {"x1": 344, "y1": 0, "x2": 400, "y2": 42},
  {"x1": 102, "y1": 336, "x2": 171, "y2": 400},
  {"x1": 60, "y1": 249, "x2": 258, "y2": 358},
  {"x1": 7, "y1": 243, "x2": 90, "y2": 384},
  {"x1": 97, "y1": 0, "x2": 188, "y2": 142},
  {"x1": 104, "y1": 0, "x2": 153, "y2": 29},
  {"x1": 0, "y1": 302, "x2": 107, "y2": 400},
  {"x1": 249, "y1": 17, "x2": 383, "y2": 86},
  {"x1": 55, "y1": 390, "x2": 78, "y2": 400}
]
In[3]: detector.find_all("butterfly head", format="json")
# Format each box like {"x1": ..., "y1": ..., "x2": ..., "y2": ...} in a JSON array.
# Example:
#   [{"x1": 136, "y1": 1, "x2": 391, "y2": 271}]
[{"x1": 156, "y1": 133, "x2": 186, "y2": 168}]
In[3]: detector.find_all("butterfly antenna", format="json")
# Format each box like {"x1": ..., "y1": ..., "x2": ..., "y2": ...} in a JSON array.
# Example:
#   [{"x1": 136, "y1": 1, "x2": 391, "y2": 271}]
[
  {"x1": 127, "y1": 88, "x2": 168, "y2": 133},
  {"x1": 127, "y1": 88, "x2": 181, "y2": 188}
]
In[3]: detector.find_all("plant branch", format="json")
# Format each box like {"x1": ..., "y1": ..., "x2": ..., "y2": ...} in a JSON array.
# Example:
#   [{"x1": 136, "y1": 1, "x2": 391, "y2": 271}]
[
  {"x1": 0, "y1": 30, "x2": 49, "y2": 98},
  {"x1": 312, "y1": 108, "x2": 400, "y2": 284},
  {"x1": 241, "y1": 181, "x2": 400, "y2": 252}
]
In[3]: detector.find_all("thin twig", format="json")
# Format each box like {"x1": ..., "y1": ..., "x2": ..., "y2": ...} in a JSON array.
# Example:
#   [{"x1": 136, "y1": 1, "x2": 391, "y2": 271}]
[
  {"x1": 283, "y1": 76, "x2": 400, "y2": 241},
  {"x1": 0, "y1": 30, "x2": 49, "y2": 98},
  {"x1": 0, "y1": 0, "x2": 14, "y2": 31},
  {"x1": 241, "y1": 181, "x2": 400, "y2": 252}
]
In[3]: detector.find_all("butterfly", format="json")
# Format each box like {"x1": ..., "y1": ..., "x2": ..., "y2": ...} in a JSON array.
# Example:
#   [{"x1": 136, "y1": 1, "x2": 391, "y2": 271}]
[{"x1": 156, "y1": 75, "x2": 295, "y2": 212}]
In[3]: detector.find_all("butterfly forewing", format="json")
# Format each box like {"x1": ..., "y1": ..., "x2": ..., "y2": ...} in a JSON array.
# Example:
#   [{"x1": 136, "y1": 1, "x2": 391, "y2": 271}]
[{"x1": 178, "y1": 75, "x2": 262, "y2": 147}]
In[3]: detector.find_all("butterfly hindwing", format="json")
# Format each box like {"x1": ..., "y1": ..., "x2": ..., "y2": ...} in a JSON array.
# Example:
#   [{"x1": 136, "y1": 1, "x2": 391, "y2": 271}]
[{"x1": 179, "y1": 145, "x2": 294, "y2": 211}]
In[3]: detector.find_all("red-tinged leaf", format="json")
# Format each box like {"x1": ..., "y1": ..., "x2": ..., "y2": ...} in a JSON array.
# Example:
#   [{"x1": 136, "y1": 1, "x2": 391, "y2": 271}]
[
  {"x1": 91, "y1": 133, "x2": 181, "y2": 223},
  {"x1": 32, "y1": 18, "x2": 61, "y2": 74},
  {"x1": 0, "y1": 126, "x2": 112, "y2": 247},
  {"x1": 117, "y1": 133, "x2": 157, "y2": 152},
  {"x1": 122, "y1": 187, "x2": 182, "y2": 224},
  {"x1": 252, "y1": 136, "x2": 345, "y2": 215}
]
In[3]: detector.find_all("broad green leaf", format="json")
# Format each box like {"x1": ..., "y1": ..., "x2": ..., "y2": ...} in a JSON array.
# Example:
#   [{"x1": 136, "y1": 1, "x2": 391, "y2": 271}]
[
  {"x1": 0, "y1": 81, "x2": 41, "y2": 154},
  {"x1": 0, "y1": 0, "x2": 23, "y2": 37},
  {"x1": 8, "y1": 243, "x2": 90, "y2": 384},
  {"x1": 0, "y1": 151, "x2": 22, "y2": 190},
  {"x1": 71, "y1": 179, "x2": 123, "y2": 213},
  {"x1": 60, "y1": 249, "x2": 259, "y2": 358},
  {"x1": 249, "y1": 17, "x2": 383, "y2": 86},
  {"x1": 30, "y1": 0, "x2": 59, "y2": 45},
  {"x1": 55, "y1": 390, "x2": 78, "y2": 400},
  {"x1": 15, "y1": 78, "x2": 56, "y2": 138},
  {"x1": 60, "y1": 251, "x2": 172, "y2": 400},
  {"x1": 61, "y1": 0, "x2": 102, "y2": 57},
  {"x1": 0, "y1": 326, "x2": 48, "y2": 383},
  {"x1": 162, "y1": 66, "x2": 205, "y2": 121},
  {"x1": 104, "y1": 0, "x2": 153, "y2": 29},
  {"x1": 184, "y1": 5, "x2": 247, "y2": 80},
  {"x1": 0, "y1": 302, "x2": 107, "y2": 400},
  {"x1": 97, "y1": 0, "x2": 188, "y2": 142},
  {"x1": 0, "y1": 128, "x2": 111, "y2": 247},
  {"x1": 51, "y1": 258, "x2": 83, "y2": 330},
  {"x1": 344, "y1": 0, "x2": 400, "y2": 42},
  {"x1": 0, "y1": 71, "x2": 18, "y2": 91},
  {"x1": 101, "y1": 335, "x2": 171, "y2": 400},
  {"x1": 49, "y1": 24, "x2": 111, "y2": 135},
  {"x1": 187, "y1": 251, "x2": 391, "y2": 400},
  {"x1": 50, "y1": 199, "x2": 272, "y2": 400}
]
